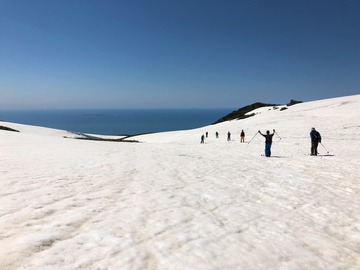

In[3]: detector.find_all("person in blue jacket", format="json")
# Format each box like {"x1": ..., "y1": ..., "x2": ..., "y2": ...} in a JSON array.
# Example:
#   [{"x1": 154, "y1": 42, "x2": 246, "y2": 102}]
[
  {"x1": 259, "y1": 129, "x2": 275, "y2": 157},
  {"x1": 310, "y1": 127, "x2": 321, "y2": 155}
]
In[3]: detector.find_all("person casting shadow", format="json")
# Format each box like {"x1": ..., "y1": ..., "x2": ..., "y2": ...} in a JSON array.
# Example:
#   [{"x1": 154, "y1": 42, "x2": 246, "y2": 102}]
[
  {"x1": 259, "y1": 129, "x2": 275, "y2": 157},
  {"x1": 310, "y1": 127, "x2": 321, "y2": 156}
]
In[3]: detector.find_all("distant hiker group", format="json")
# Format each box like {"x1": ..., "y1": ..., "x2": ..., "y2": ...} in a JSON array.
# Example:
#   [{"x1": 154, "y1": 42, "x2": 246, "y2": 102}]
[
  {"x1": 201, "y1": 130, "x2": 246, "y2": 143},
  {"x1": 200, "y1": 127, "x2": 324, "y2": 157}
]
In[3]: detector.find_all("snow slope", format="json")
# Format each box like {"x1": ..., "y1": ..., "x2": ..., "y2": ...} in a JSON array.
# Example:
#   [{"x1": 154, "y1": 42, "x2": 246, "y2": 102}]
[{"x1": 1, "y1": 95, "x2": 359, "y2": 269}]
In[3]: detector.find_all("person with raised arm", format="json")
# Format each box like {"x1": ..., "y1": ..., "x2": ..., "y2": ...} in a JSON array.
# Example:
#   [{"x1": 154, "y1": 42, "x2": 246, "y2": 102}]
[{"x1": 258, "y1": 129, "x2": 275, "y2": 157}]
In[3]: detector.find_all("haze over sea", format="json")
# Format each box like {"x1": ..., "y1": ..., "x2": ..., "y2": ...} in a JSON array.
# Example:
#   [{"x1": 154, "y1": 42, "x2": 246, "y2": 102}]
[{"x1": 0, "y1": 109, "x2": 233, "y2": 135}]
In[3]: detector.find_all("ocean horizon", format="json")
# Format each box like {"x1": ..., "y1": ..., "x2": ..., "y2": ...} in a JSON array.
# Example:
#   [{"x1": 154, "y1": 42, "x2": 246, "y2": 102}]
[{"x1": 0, "y1": 108, "x2": 234, "y2": 135}]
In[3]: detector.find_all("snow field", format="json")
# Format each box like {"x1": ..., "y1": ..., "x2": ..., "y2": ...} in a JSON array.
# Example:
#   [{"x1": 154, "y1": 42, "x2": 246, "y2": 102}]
[{"x1": 1, "y1": 95, "x2": 359, "y2": 269}]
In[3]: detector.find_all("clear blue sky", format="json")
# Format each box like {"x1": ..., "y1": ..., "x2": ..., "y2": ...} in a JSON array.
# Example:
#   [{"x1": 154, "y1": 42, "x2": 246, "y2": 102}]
[{"x1": 1, "y1": 0, "x2": 359, "y2": 109}]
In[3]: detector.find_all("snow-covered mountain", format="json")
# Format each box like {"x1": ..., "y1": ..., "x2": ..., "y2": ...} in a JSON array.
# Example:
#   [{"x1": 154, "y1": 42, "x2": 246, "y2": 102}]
[{"x1": 1, "y1": 95, "x2": 359, "y2": 269}]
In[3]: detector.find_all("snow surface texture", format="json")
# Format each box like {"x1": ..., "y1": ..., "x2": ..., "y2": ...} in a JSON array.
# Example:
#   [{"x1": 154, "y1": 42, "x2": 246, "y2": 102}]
[{"x1": 1, "y1": 95, "x2": 359, "y2": 270}]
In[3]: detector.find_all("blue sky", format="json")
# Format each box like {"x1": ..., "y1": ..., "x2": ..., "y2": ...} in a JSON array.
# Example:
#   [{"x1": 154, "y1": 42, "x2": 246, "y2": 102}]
[{"x1": 1, "y1": 0, "x2": 359, "y2": 109}]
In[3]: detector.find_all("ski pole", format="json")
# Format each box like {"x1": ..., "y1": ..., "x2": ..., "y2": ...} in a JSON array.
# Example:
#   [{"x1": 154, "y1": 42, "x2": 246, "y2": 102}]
[
  {"x1": 320, "y1": 142, "x2": 329, "y2": 153},
  {"x1": 275, "y1": 131, "x2": 282, "y2": 140},
  {"x1": 248, "y1": 132, "x2": 258, "y2": 144}
]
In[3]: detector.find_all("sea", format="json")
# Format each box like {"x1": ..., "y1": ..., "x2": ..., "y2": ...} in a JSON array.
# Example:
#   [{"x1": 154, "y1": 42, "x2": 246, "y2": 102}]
[{"x1": 0, "y1": 109, "x2": 234, "y2": 135}]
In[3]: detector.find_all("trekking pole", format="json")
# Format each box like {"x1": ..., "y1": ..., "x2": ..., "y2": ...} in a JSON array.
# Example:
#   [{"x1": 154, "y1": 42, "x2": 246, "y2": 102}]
[
  {"x1": 275, "y1": 131, "x2": 282, "y2": 140},
  {"x1": 248, "y1": 132, "x2": 258, "y2": 144},
  {"x1": 320, "y1": 142, "x2": 329, "y2": 153}
]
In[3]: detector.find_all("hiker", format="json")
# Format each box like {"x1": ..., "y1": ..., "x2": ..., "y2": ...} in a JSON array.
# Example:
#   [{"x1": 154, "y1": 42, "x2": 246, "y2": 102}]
[
  {"x1": 310, "y1": 127, "x2": 321, "y2": 156},
  {"x1": 215, "y1": 131, "x2": 219, "y2": 138},
  {"x1": 227, "y1": 131, "x2": 231, "y2": 141},
  {"x1": 240, "y1": 130, "x2": 245, "y2": 143},
  {"x1": 258, "y1": 129, "x2": 275, "y2": 157},
  {"x1": 201, "y1": 134, "x2": 205, "y2": 144},
  {"x1": 206, "y1": 132, "x2": 208, "y2": 138}
]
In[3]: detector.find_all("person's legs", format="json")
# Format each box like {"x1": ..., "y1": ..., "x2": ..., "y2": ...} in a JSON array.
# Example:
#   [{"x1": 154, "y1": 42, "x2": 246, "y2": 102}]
[
  {"x1": 311, "y1": 141, "x2": 318, "y2": 155},
  {"x1": 314, "y1": 141, "x2": 319, "y2": 155},
  {"x1": 311, "y1": 141, "x2": 315, "y2": 155},
  {"x1": 265, "y1": 144, "x2": 271, "y2": 157}
]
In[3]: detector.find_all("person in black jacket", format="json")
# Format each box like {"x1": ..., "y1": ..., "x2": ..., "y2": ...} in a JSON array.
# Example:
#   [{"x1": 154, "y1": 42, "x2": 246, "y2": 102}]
[
  {"x1": 259, "y1": 129, "x2": 275, "y2": 157},
  {"x1": 310, "y1": 127, "x2": 321, "y2": 155},
  {"x1": 200, "y1": 134, "x2": 205, "y2": 144},
  {"x1": 227, "y1": 131, "x2": 231, "y2": 141},
  {"x1": 240, "y1": 130, "x2": 245, "y2": 143}
]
